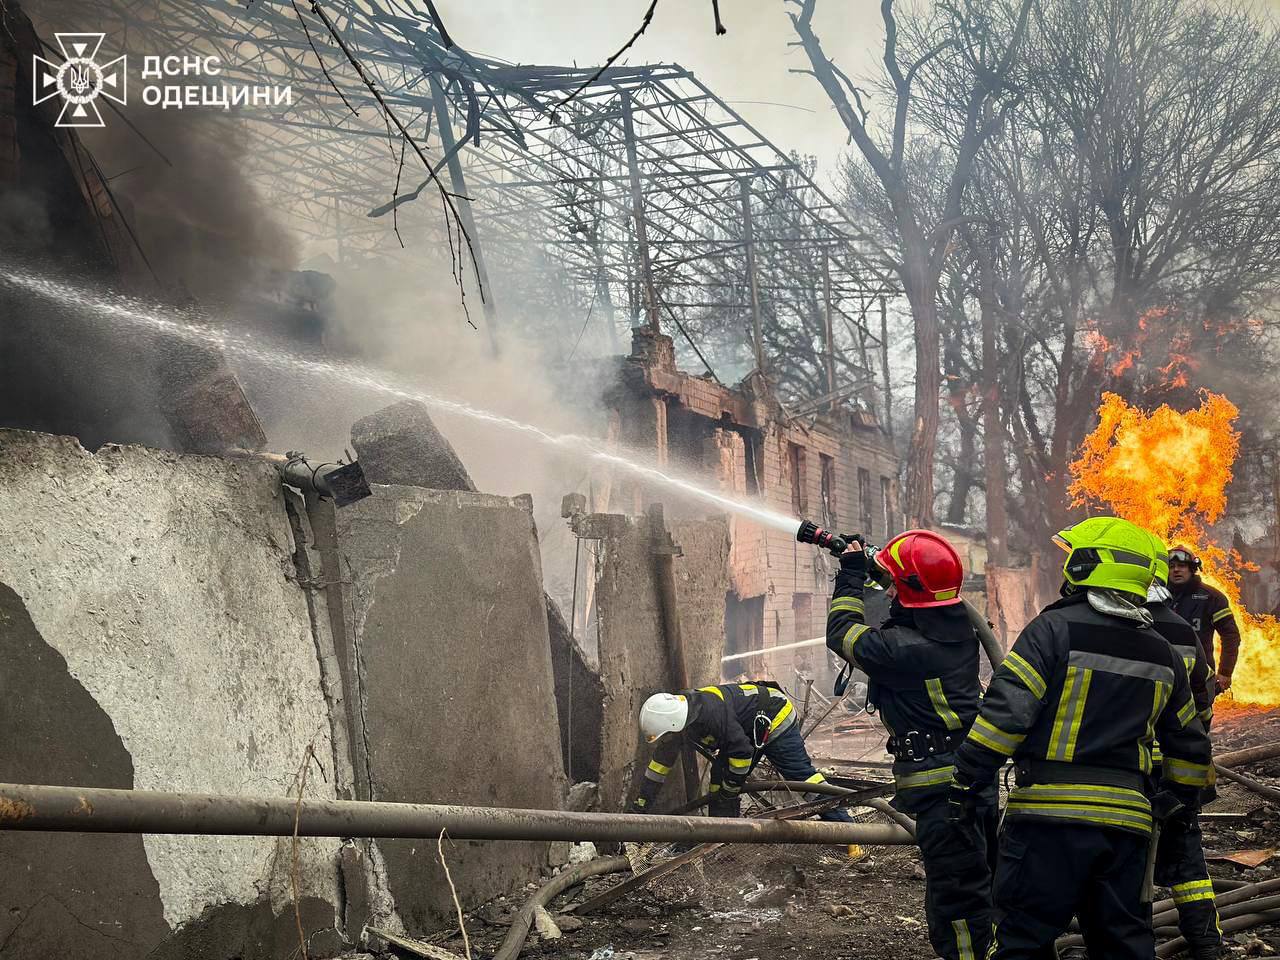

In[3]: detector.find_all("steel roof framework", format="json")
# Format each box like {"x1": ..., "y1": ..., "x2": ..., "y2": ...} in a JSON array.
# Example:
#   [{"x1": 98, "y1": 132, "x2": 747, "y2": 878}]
[{"x1": 54, "y1": 0, "x2": 897, "y2": 399}]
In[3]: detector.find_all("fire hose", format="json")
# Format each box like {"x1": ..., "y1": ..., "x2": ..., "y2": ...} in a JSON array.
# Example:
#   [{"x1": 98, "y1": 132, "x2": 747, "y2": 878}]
[
  {"x1": 1059, "y1": 878, "x2": 1280, "y2": 950},
  {"x1": 492, "y1": 855, "x2": 630, "y2": 960}
]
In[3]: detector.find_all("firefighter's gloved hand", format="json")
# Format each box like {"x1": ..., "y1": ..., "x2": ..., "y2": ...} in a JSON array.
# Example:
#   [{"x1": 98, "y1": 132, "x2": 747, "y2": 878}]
[
  {"x1": 708, "y1": 797, "x2": 742, "y2": 819},
  {"x1": 840, "y1": 549, "x2": 868, "y2": 574},
  {"x1": 946, "y1": 774, "x2": 979, "y2": 824}
]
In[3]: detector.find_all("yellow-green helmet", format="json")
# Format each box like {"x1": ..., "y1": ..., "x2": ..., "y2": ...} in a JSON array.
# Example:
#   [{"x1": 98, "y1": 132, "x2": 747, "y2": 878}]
[
  {"x1": 1052, "y1": 517, "x2": 1157, "y2": 598},
  {"x1": 1146, "y1": 531, "x2": 1170, "y2": 586}
]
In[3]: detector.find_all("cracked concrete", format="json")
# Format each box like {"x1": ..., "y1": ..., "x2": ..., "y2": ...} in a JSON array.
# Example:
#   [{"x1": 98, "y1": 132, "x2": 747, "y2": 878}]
[
  {"x1": 336, "y1": 485, "x2": 568, "y2": 933},
  {"x1": 0, "y1": 430, "x2": 343, "y2": 955},
  {"x1": 0, "y1": 430, "x2": 583, "y2": 952}
]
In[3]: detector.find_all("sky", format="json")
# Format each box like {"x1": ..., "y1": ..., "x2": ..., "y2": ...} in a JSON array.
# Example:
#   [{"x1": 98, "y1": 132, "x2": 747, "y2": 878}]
[{"x1": 435, "y1": 0, "x2": 887, "y2": 189}]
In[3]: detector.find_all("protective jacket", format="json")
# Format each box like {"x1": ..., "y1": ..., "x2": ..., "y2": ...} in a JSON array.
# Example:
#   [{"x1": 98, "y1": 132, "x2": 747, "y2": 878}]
[
  {"x1": 1169, "y1": 575, "x2": 1241, "y2": 677},
  {"x1": 826, "y1": 551, "x2": 982, "y2": 812},
  {"x1": 953, "y1": 591, "x2": 1214, "y2": 837},
  {"x1": 1146, "y1": 599, "x2": 1214, "y2": 726},
  {"x1": 828, "y1": 550, "x2": 996, "y2": 960},
  {"x1": 633, "y1": 682, "x2": 795, "y2": 810},
  {"x1": 1147, "y1": 599, "x2": 1222, "y2": 956}
]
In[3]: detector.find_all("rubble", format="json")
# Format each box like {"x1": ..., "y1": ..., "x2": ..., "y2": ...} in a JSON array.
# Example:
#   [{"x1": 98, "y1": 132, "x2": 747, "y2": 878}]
[{"x1": 351, "y1": 400, "x2": 476, "y2": 490}]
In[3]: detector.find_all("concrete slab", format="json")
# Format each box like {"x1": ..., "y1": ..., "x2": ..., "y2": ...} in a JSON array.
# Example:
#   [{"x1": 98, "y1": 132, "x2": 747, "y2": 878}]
[
  {"x1": 336, "y1": 485, "x2": 567, "y2": 934},
  {"x1": 594, "y1": 514, "x2": 730, "y2": 813},
  {"x1": 351, "y1": 401, "x2": 475, "y2": 491},
  {"x1": 0, "y1": 429, "x2": 344, "y2": 955}
]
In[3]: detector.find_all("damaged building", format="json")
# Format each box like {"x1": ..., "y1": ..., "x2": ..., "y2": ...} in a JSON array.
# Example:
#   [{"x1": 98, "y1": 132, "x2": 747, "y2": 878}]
[
  {"x1": 603, "y1": 325, "x2": 901, "y2": 684},
  {"x1": 0, "y1": 2, "x2": 913, "y2": 958}
]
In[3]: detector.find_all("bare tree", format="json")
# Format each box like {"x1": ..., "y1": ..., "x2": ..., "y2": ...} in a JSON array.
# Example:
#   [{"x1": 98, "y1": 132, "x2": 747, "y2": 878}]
[{"x1": 788, "y1": 0, "x2": 1034, "y2": 526}]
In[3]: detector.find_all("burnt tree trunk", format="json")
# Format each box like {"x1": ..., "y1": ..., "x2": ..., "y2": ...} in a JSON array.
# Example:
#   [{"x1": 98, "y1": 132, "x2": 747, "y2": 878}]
[
  {"x1": 903, "y1": 252, "x2": 941, "y2": 528},
  {"x1": 978, "y1": 246, "x2": 1009, "y2": 566}
]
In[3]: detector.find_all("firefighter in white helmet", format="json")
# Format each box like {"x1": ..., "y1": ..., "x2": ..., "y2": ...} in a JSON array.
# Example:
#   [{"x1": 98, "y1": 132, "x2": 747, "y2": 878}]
[{"x1": 633, "y1": 682, "x2": 851, "y2": 821}]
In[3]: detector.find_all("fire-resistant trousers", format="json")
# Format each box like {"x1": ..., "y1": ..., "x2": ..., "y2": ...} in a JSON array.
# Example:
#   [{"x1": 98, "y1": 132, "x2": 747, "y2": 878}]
[
  {"x1": 1155, "y1": 813, "x2": 1222, "y2": 959},
  {"x1": 757, "y1": 724, "x2": 853, "y2": 823},
  {"x1": 915, "y1": 793, "x2": 998, "y2": 960},
  {"x1": 989, "y1": 819, "x2": 1152, "y2": 960}
]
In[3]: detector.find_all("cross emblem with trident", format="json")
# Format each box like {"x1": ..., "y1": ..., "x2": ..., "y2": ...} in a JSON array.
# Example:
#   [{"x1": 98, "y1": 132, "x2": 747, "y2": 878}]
[{"x1": 33, "y1": 33, "x2": 127, "y2": 128}]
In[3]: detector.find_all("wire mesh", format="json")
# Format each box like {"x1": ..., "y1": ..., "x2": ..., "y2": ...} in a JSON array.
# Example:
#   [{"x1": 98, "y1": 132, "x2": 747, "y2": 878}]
[
  {"x1": 617, "y1": 752, "x2": 904, "y2": 913},
  {"x1": 1203, "y1": 781, "x2": 1267, "y2": 817}
]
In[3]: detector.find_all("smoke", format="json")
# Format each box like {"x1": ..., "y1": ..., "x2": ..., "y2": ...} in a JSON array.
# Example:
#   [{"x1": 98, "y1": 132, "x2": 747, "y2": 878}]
[
  {"x1": 237, "y1": 252, "x2": 618, "y2": 613},
  {"x1": 81, "y1": 109, "x2": 299, "y2": 302}
]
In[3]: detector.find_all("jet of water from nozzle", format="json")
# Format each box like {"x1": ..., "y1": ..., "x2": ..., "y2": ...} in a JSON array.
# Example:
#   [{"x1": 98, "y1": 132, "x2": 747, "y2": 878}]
[{"x1": 1, "y1": 266, "x2": 803, "y2": 534}]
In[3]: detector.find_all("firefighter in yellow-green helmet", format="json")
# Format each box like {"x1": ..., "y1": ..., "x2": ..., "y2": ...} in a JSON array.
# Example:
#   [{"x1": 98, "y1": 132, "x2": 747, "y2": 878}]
[
  {"x1": 1144, "y1": 533, "x2": 1223, "y2": 960},
  {"x1": 948, "y1": 517, "x2": 1213, "y2": 960}
]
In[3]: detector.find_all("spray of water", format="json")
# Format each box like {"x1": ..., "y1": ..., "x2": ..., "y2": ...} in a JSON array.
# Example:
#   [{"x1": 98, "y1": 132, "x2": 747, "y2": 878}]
[{"x1": 2, "y1": 266, "x2": 802, "y2": 534}]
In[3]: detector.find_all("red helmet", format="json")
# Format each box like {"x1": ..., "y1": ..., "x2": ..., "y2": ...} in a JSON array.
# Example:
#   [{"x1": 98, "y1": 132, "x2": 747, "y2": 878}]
[
  {"x1": 1168, "y1": 545, "x2": 1202, "y2": 571},
  {"x1": 875, "y1": 529, "x2": 965, "y2": 608}
]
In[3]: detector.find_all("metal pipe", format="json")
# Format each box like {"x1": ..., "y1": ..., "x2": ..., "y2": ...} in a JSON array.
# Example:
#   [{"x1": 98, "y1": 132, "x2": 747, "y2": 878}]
[
  {"x1": 1156, "y1": 909, "x2": 1280, "y2": 958},
  {"x1": 493, "y1": 856, "x2": 630, "y2": 960},
  {"x1": 1214, "y1": 763, "x2": 1280, "y2": 803},
  {"x1": 0, "y1": 783, "x2": 915, "y2": 845},
  {"x1": 1150, "y1": 892, "x2": 1280, "y2": 932},
  {"x1": 866, "y1": 797, "x2": 918, "y2": 837},
  {"x1": 1061, "y1": 880, "x2": 1280, "y2": 947},
  {"x1": 276, "y1": 454, "x2": 371, "y2": 508},
  {"x1": 1214, "y1": 741, "x2": 1280, "y2": 768}
]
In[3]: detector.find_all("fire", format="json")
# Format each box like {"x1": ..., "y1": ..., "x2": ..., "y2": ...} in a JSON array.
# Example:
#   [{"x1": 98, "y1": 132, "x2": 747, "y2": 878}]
[
  {"x1": 1070, "y1": 392, "x2": 1280, "y2": 706},
  {"x1": 1083, "y1": 308, "x2": 1200, "y2": 387},
  {"x1": 1084, "y1": 330, "x2": 1140, "y2": 377}
]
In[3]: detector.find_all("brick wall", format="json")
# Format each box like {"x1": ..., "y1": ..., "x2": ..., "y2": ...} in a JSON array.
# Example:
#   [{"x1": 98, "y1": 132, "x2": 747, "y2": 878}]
[{"x1": 615, "y1": 331, "x2": 900, "y2": 680}]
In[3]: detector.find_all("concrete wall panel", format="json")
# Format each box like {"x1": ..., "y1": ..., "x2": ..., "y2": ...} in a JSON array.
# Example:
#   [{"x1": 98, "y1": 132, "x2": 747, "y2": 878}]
[
  {"x1": 595, "y1": 515, "x2": 729, "y2": 813},
  {"x1": 0, "y1": 582, "x2": 168, "y2": 960},
  {"x1": 0, "y1": 430, "x2": 343, "y2": 954},
  {"x1": 336, "y1": 486, "x2": 566, "y2": 933}
]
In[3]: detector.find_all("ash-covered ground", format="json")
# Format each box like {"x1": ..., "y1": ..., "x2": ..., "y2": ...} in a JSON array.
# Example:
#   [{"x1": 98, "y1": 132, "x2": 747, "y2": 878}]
[{"x1": 370, "y1": 708, "x2": 1280, "y2": 960}]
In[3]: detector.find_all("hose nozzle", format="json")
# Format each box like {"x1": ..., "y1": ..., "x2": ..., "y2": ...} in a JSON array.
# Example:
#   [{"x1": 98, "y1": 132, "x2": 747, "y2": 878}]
[{"x1": 796, "y1": 520, "x2": 848, "y2": 557}]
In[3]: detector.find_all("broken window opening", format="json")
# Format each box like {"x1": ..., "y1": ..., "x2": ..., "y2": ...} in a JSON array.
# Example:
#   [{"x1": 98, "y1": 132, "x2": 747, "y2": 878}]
[
  {"x1": 788, "y1": 442, "x2": 807, "y2": 518},
  {"x1": 858, "y1": 467, "x2": 874, "y2": 537},
  {"x1": 819, "y1": 453, "x2": 836, "y2": 528},
  {"x1": 723, "y1": 593, "x2": 765, "y2": 679},
  {"x1": 743, "y1": 432, "x2": 761, "y2": 496}
]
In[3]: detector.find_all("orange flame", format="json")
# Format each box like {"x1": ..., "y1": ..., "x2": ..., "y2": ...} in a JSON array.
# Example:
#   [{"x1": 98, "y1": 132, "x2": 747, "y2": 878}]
[{"x1": 1069, "y1": 392, "x2": 1279, "y2": 706}]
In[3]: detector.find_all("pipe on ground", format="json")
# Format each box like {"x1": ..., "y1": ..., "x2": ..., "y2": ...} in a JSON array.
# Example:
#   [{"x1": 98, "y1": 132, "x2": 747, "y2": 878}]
[
  {"x1": 1061, "y1": 881, "x2": 1280, "y2": 947},
  {"x1": 1156, "y1": 909, "x2": 1280, "y2": 958},
  {"x1": 1214, "y1": 763, "x2": 1280, "y2": 803},
  {"x1": 1215, "y1": 741, "x2": 1280, "y2": 769},
  {"x1": 1151, "y1": 879, "x2": 1280, "y2": 927},
  {"x1": 0, "y1": 783, "x2": 915, "y2": 845},
  {"x1": 493, "y1": 856, "x2": 630, "y2": 960}
]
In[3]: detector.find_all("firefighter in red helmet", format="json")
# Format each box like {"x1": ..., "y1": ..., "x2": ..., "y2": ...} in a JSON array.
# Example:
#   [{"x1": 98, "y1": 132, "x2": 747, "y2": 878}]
[{"x1": 826, "y1": 529, "x2": 995, "y2": 960}]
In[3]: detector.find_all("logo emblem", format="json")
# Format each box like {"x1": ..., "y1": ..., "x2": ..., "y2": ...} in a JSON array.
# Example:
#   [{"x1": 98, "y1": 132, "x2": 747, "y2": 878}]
[{"x1": 33, "y1": 33, "x2": 127, "y2": 128}]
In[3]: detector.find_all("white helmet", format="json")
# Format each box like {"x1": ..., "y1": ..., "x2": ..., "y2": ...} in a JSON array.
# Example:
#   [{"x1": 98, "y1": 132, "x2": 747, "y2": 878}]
[{"x1": 639, "y1": 693, "x2": 689, "y2": 742}]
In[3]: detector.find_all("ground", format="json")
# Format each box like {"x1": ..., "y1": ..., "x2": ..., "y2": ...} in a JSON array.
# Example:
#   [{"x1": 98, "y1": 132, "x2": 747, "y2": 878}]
[{"x1": 382, "y1": 708, "x2": 1280, "y2": 960}]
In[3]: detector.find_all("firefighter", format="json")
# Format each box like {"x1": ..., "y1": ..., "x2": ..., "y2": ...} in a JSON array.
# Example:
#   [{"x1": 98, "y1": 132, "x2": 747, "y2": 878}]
[
  {"x1": 631, "y1": 681, "x2": 852, "y2": 822},
  {"x1": 1146, "y1": 536, "x2": 1223, "y2": 960},
  {"x1": 1167, "y1": 545, "x2": 1242, "y2": 702},
  {"x1": 949, "y1": 517, "x2": 1214, "y2": 960},
  {"x1": 826, "y1": 529, "x2": 995, "y2": 960}
]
